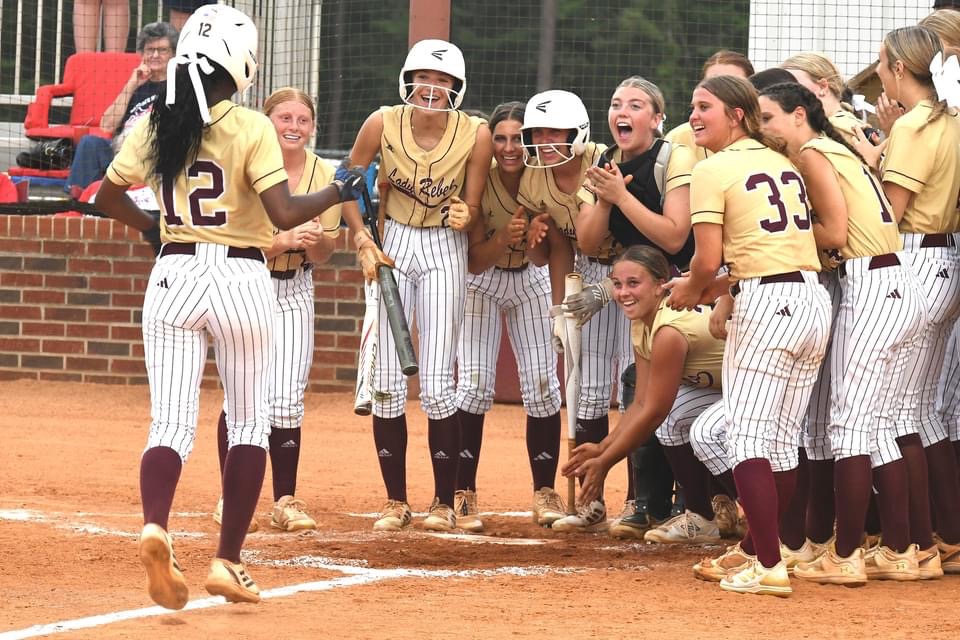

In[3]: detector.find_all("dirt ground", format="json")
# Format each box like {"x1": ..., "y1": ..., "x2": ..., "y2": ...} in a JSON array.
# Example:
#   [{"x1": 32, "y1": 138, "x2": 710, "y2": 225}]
[{"x1": 1, "y1": 380, "x2": 958, "y2": 639}]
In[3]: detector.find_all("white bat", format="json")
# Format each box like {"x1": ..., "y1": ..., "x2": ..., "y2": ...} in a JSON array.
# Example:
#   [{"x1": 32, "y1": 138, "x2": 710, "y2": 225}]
[
  {"x1": 562, "y1": 273, "x2": 583, "y2": 514},
  {"x1": 353, "y1": 280, "x2": 380, "y2": 415}
]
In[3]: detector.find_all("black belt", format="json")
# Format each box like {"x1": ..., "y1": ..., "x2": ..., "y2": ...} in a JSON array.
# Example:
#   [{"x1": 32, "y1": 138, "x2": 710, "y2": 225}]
[
  {"x1": 920, "y1": 233, "x2": 956, "y2": 248},
  {"x1": 270, "y1": 263, "x2": 313, "y2": 280},
  {"x1": 495, "y1": 263, "x2": 529, "y2": 273},
  {"x1": 838, "y1": 253, "x2": 900, "y2": 278},
  {"x1": 730, "y1": 271, "x2": 804, "y2": 298},
  {"x1": 586, "y1": 256, "x2": 615, "y2": 266},
  {"x1": 160, "y1": 242, "x2": 264, "y2": 262}
]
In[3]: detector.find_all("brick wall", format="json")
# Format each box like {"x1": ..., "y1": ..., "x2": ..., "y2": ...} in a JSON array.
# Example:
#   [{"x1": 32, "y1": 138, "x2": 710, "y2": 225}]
[{"x1": 0, "y1": 215, "x2": 364, "y2": 391}]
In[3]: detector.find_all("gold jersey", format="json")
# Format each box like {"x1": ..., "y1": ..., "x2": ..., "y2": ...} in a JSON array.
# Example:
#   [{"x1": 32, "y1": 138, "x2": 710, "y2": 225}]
[
  {"x1": 632, "y1": 299, "x2": 723, "y2": 390},
  {"x1": 107, "y1": 100, "x2": 286, "y2": 249},
  {"x1": 881, "y1": 100, "x2": 960, "y2": 234},
  {"x1": 481, "y1": 162, "x2": 527, "y2": 269},
  {"x1": 801, "y1": 135, "x2": 900, "y2": 269},
  {"x1": 517, "y1": 141, "x2": 618, "y2": 260},
  {"x1": 377, "y1": 104, "x2": 485, "y2": 228},
  {"x1": 690, "y1": 137, "x2": 820, "y2": 282},
  {"x1": 828, "y1": 109, "x2": 864, "y2": 147},
  {"x1": 267, "y1": 150, "x2": 342, "y2": 273},
  {"x1": 664, "y1": 122, "x2": 710, "y2": 162}
]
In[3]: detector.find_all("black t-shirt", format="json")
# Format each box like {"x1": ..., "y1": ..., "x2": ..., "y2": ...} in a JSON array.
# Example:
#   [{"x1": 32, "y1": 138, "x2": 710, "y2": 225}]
[
  {"x1": 600, "y1": 140, "x2": 695, "y2": 270},
  {"x1": 116, "y1": 81, "x2": 163, "y2": 135}
]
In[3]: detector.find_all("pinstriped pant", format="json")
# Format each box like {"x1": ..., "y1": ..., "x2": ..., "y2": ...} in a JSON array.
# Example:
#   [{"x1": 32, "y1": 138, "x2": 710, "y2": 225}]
[
  {"x1": 267, "y1": 268, "x2": 315, "y2": 430},
  {"x1": 829, "y1": 257, "x2": 927, "y2": 467},
  {"x1": 575, "y1": 256, "x2": 633, "y2": 419},
  {"x1": 802, "y1": 271, "x2": 841, "y2": 460},
  {"x1": 723, "y1": 273, "x2": 831, "y2": 471},
  {"x1": 143, "y1": 244, "x2": 276, "y2": 462},
  {"x1": 937, "y1": 319, "x2": 960, "y2": 441},
  {"x1": 456, "y1": 264, "x2": 561, "y2": 417},
  {"x1": 893, "y1": 238, "x2": 960, "y2": 446},
  {"x1": 655, "y1": 384, "x2": 722, "y2": 446},
  {"x1": 690, "y1": 399, "x2": 729, "y2": 476},
  {"x1": 373, "y1": 220, "x2": 467, "y2": 419}
]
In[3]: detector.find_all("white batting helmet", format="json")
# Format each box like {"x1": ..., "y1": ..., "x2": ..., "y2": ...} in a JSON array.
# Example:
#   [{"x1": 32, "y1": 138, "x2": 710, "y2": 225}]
[
  {"x1": 166, "y1": 4, "x2": 259, "y2": 123},
  {"x1": 521, "y1": 90, "x2": 590, "y2": 167},
  {"x1": 398, "y1": 39, "x2": 466, "y2": 111}
]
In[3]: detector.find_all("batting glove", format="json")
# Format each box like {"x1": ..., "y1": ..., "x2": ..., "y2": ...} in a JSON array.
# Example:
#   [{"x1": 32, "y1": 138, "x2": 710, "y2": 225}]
[
  {"x1": 563, "y1": 278, "x2": 614, "y2": 327},
  {"x1": 333, "y1": 165, "x2": 365, "y2": 202},
  {"x1": 358, "y1": 244, "x2": 395, "y2": 282}
]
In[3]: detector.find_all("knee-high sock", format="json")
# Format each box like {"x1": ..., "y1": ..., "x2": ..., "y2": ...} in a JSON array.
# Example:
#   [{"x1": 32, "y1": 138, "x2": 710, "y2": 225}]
[
  {"x1": 456, "y1": 410, "x2": 484, "y2": 491},
  {"x1": 661, "y1": 443, "x2": 714, "y2": 519},
  {"x1": 925, "y1": 439, "x2": 960, "y2": 543},
  {"x1": 734, "y1": 458, "x2": 781, "y2": 568},
  {"x1": 217, "y1": 411, "x2": 228, "y2": 478},
  {"x1": 897, "y1": 434, "x2": 934, "y2": 549},
  {"x1": 429, "y1": 414, "x2": 460, "y2": 507},
  {"x1": 140, "y1": 446, "x2": 182, "y2": 530},
  {"x1": 217, "y1": 444, "x2": 266, "y2": 563},
  {"x1": 833, "y1": 456, "x2": 872, "y2": 557},
  {"x1": 526, "y1": 413, "x2": 560, "y2": 491},
  {"x1": 806, "y1": 458, "x2": 835, "y2": 544},
  {"x1": 873, "y1": 459, "x2": 910, "y2": 553},
  {"x1": 373, "y1": 415, "x2": 408, "y2": 502},
  {"x1": 268, "y1": 427, "x2": 301, "y2": 501}
]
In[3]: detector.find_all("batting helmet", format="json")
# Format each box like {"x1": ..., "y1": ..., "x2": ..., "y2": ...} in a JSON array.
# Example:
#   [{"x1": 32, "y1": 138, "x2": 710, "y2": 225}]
[
  {"x1": 521, "y1": 90, "x2": 590, "y2": 168},
  {"x1": 399, "y1": 39, "x2": 467, "y2": 111}
]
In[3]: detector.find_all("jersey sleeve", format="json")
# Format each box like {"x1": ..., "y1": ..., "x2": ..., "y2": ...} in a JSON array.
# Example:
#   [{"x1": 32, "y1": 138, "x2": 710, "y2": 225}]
[
  {"x1": 314, "y1": 156, "x2": 342, "y2": 238},
  {"x1": 689, "y1": 161, "x2": 726, "y2": 225},
  {"x1": 881, "y1": 118, "x2": 930, "y2": 194},
  {"x1": 105, "y1": 116, "x2": 151, "y2": 187},
  {"x1": 246, "y1": 113, "x2": 288, "y2": 194},
  {"x1": 664, "y1": 143, "x2": 695, "y2": 193}
]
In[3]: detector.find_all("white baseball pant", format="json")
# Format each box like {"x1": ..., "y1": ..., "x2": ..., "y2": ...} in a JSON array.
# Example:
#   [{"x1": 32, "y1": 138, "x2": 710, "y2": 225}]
[
  {"x1": 655, "y1": 384, "x2": 722, "y2": 447},
  {"x1": 802, "y1": 270, "x2": 841, "y2": 460},
  {"x1": 268, "y1": 266, "x2": 315, "y2": 430}
]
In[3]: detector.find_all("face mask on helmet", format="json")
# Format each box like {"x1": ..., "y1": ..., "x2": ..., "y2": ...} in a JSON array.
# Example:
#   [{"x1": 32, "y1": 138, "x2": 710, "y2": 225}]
[
  {"x1": 398, "y1": 39, "x2": 467, "y2": 111},
  {"x1": 166, "y1": 5, "x2": 259, "y2": 123},
  {"x1": 520, "y1": 90, "x2": 590, "y2": 168}
]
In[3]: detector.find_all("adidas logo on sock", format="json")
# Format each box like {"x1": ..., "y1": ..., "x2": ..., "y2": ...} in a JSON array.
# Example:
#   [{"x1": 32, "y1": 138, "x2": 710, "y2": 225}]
[
  {"x1": 433, "y1": 450, "x2": 449, "y2": 460},
  {"x1": 533, "y1": 452, "x2": 554, "y2": 461},
  {"x1": 280, "y1": 439, "x2": 298, "y2": 448},
  {"x1": 377, "y1": 448, "x2": 392, "y2": 458},
  {"x1": 886, "y1": 288, "x2": 902, "y2": 299},
  {"x1": 575, "y1": 422, "x2": 586, "y2": 433},
  {"x1": 775, "y1": 305, "x2": 792, "y2": 317},
  {"x1": 459, "y1": 450, "x2": 475, "y2": 459}
]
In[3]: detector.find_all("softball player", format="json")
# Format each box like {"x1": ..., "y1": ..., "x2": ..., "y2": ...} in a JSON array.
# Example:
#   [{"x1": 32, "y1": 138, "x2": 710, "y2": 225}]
[
  {"x1": 212, "y1": 87, "x2": 342, "y2": 533},
  {"x1": 664, "y1": 50, "x2": 754, "y2": 162},
  {"x1": 517, "y1": 89, "x2": 620, "y2": 533},
  {"x1": 563, "y1": 245, "x2": 727, "y2": 546},
  {"x1": 341, "y1": 40, "x2": 493, "y2": 532},
  {"x1": 452, "y1": 101, "x2": 565, "y2": 531},
  {"x1": 95, "y1": 5, "x2": 362, "y2": 608},
  {"x1": 667, "y1": 75, "x2": 831, "y2": 597},
  {"x1": 758, "y1": 82, "x2": 929, "y2": 583},
  {"x1": 857, "y1": 26, "x2": 960, "y2": 573},
  {"x1": 781, "y1": 53, "x2": 865, "y2": 146}
]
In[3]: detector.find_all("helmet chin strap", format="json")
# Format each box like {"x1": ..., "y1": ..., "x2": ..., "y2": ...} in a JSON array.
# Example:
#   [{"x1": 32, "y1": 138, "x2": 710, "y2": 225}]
[{"x1": 166, "y1": 52, "x2": 216, "y2": 124}]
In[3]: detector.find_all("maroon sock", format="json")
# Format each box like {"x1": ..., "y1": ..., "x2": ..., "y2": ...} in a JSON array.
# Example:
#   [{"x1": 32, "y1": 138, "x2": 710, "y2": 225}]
[
  {"x1": 778, "y1": 453, "x2": 807, "y2": 550},
  {"x1": 217, "y1": 410, "x2": 228, "y2": 478},
  {"x1": 715, "y1": 470, "x2": 738, "y2": 499},
  {"x1": 526, "y1": 413, "x2": 560, "y2": 490},
  {"x1": 741, "y1": 530, "x2": 755, "y2": 555},
  {"x1": 864, "y1": 491, "x2": 882, "y2": 535},
  {"x1": 833, "y1": 456, "x2": 872, "y2": 557},
  {"x1": 897, "y1": 434, "x2": 935, "y2": 548},
  {"x1": 429, "y1": 415, "x2": 460, "y2": 507},
  {"x1": 217, "y1": 444, "x2": 266, "y2": 563},
  {"x1": 954, "y1": 440, "x2": 960, "y2": 467},
  {"x1": 661, "y1": 444, "x2": 714, "y2": 519},
  {"x1": 806, "y1": 458, "x2": 835, "y2": 544},
  {"x1": 925, "y1": 439, "x2": 960, "y2": 543},
  {"x1": 733, "y1": 458, "x2": 781, "y2": 568},
  {"x1": 140, "y1": 446, "x2": 182, "y2": 530},
  {"x1": 373, "y1": 415, "x2": 408, "y2": 502},
  {"x1": 268, "y1": 427, "x2": 301, "y2": 500},
  {"x1": 873, "y1": 459, "x2": 910, "y2": 552},
  {"x1": 456, "y1": 410, "x2": 484, "y2": 491}
]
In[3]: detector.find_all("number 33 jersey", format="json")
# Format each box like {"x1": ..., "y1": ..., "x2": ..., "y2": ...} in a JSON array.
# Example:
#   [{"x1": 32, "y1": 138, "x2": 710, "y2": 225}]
[
  {"x1": 689, "y1": 137, "x2": 820, "y2": 282},
  {"x1": 106, "y1": 100, "x2": 287, "y2": 249}
]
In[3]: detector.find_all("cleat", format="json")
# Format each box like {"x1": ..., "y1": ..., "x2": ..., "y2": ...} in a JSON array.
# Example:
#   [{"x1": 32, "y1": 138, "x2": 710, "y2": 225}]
[
  {"x1": 139, "y1": 524, "x2": 189, "y2": 610},
  {"x1": 373, "y1": 499, "x2": 412, "y2": 531},
  {"x1": 794, "y1": 543, "x2": 867, "y2": 586},
  {"x1": 864, "y1": 543, "x2": 920, "y2": 581},
  {"x1": 551, "y1": 500, "x2": 608, "y2": 533},
  {"x1": 934, "y1": 536, "x2": 960, "y2": 574},
  {"x1": 780, "y1": 539, "x2": 820, "y2": 574},
  {"x1": 720, "y1": 559, "x2": 792, "y2": 597},
  {"x1": 531, "y1": 487, "x2": 566, "y2": 526},
  {"x1": 423, "y1": 498, "x2": 457, "y2": 532},
  {"x1": 693, "y1": 542, "x2": 754, "y2": 582},
  {"x1": 917, "y1": 544, "x2": 944, "y2": 580},
  {"x1": 270, "y1": 495, "x2": 317, "y2": 532},
  {"x1": 644, "y1": 511, "x2": 721, "y2": 544},
  {"x1": 213, "y1": 496, "x2": 259, "y2": 533},
  {"x1": 454, "y1": 489, "x2": 484, "y2": 532},
  {"x1": 204, "y1": 558, "x2": 260, "y2": 603}
]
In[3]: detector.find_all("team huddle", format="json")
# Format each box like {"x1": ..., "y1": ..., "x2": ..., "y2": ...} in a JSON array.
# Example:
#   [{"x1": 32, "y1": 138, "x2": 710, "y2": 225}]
[{"x1": 90, "y1": 3, "x2": 960, "y2": 607}]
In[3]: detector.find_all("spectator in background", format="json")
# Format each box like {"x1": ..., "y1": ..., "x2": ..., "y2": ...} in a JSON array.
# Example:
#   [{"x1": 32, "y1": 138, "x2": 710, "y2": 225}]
[
  {"x1": 65, "y1": 22, "x2": 177, "y2": 198},
  {"x1": 167, "y1": 1, "x2": 217, "y2": 30},
  {"x1": 73, "y1": 0, "x2": 129, "y2": 52}
]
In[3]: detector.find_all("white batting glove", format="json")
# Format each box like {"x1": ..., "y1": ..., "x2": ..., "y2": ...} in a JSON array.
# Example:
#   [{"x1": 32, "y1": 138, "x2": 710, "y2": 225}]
[{"x1": 563, "y1": 278, "x2": 614, "y2": 327}]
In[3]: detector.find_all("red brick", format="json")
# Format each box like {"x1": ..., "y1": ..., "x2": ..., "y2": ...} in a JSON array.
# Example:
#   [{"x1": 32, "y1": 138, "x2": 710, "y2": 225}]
[
  {"x1": 66, "y1": 356, "x2": 109, "y2": 371},
  {"x1": 337, "y1": 269, "x2": 364, "y2": 284},
  {"x1": 0, "y1": 216, "x2": 8, "y2": 234},
  {"x1": 1, "y1": 273, "x2": 43, "y2": 287},
  {"x1": 132, "y1": 244, "x2": 155, "y2": 259},
  {"x1": 96, "y1": 221, "x2": 112, "y2": 240},
  {"x1": 0, "y1": 239, "x2": 42, "y2": 253},
  {"x1": 89, "y1": 276, "x2": 133, "y2": 292},
  {"x1": 0, "y1": 370, "x2": 36, "y2": 381},
  {"x1": 53, "y1": 217, "x2": 67, "y2": 236},
  {"x1": 23, "y1": 289, "x2": 66, "y2": 304},
  {"x1": 0, "y1": 305, "x2": 42, "y2": 320},
  {"x1": 336, "y1": 334, "x2": 360, "y2": 350},
  {"x1": 45, "y1": 274, "x2": 88, "y2": 288},
  {"x1": 110, "y1": 325, "x2": 142, "y2": 340},
  {"x1": 38, "y1": 216, "x2": 52, "y2": 238},
  {"x1": 67, "y1": 217, "x2": 83, "y2": 238},
  {"x1": 111, "y1": 359, "x2": 145, "y2": 374},
  {"x1": 315, "y1": 334, "x2": 335, "y2": 348},
  {"x1": 131, "y1": 344, "x2": 144, "y2": 357},
  {"x1": 309, "y1": 365, "x2": 335, "y2": 380},
  {"x1": 0, "y1": 337, "x2": 40, "y2": 351},
  {"x1": 84, "y1": 374, "x2": 129, "y2": 384},
  {"x1": 22, "y1": 216, "x2": 38, "y2": 236},
  {"x1": 43, "y1": 240, "x2": 86, "y2": 256},
  {"x1": 114, "y1": 260, "x2": 153, "y2": 276},
  {"x1": 132, "y1": 277, "x2": 148, "y2": 291},
  {"x1": 86, "y1": 242, "x2": 131, "y2": 257},
  {"x1": 312, "y1": 268, "x2": 336, "y2": 281},
  {"x1": 111, "y1": 223, "x2": 133, "y2": 240},
  {"x1": 67, "y1": 257, "x2": 113, "y2": 273},
  {"x1": 46, "y1": 307, "x2": 87, "y2": 321},
  {"x1": 112, "y1": 293, "x2": 144, "y2": 307},
  {"x1": 314, "y1": 350, "x2": 356, "y2": 365},
  {"x1": 308, "y1": 382, "x2": 353, "y2": 393},
  {"x1": 89, "y1": 308, "x2": 131, "y2": 323},
  {"x1": 23, "y1": 322, "x2": 65, "y2": 336},
  {"x1": 42, "y1": 339, "x2": 86, "y2": 354},
  {"x1": 9, "y1": 216, "x2": 22, "y2": 236},
  {"x1": 81, "y1": 218, "x2": 100, "y2": 239},
  {"x1": 39, "y1": 372, "x2": 83, "y2": 382},
  {"x1": 314, "y1": 285, "x2": 360, "y2": 300},
  {"x1": 67, "y1": 324, "x2": 109, "y2": 339}
]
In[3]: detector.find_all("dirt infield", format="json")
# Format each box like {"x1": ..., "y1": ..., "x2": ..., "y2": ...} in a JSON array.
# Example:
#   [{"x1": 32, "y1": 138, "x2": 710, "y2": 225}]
[{"x1": 1, "y1": 380, "x2": 957, "y2": 639}]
